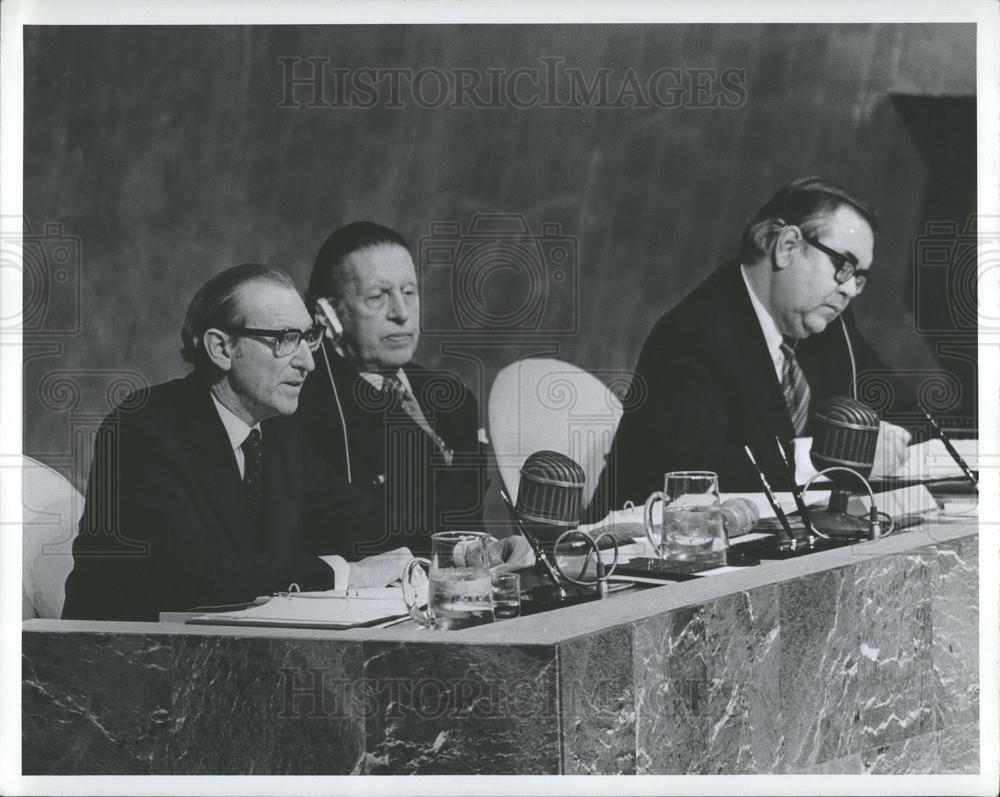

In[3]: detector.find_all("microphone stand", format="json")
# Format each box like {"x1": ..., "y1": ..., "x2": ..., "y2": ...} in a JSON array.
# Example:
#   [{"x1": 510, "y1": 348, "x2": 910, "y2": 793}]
[{"x1": 499, "y1": 488, "x2": 567, "y2": 600}]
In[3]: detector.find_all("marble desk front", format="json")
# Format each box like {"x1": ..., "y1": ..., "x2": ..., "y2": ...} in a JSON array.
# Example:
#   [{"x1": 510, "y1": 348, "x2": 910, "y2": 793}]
[{"x1": 22, "y1": 515, "x2": 979, "y2": 775}]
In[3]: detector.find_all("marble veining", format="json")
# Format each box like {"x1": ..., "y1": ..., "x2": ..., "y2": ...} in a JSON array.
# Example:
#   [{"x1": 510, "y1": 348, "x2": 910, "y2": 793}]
[
  {"x1": 558, "y1": 624, "x2": 637, "y2": 774},
  {"x1": 632, "y1": 586, "x2": 781, "y2": 774},
  {"x1": 22, "y1": 527, "x2": 979, "y2": 775},
  {"x1": 928, "y1": 538, "x2": 979, "y2": 729},
  {"x1": 776, "y1": 550, "x2": 934, "y2": 770},
  {"x1": 358, "y1": 641, "x2": 560, "y2": 774}
]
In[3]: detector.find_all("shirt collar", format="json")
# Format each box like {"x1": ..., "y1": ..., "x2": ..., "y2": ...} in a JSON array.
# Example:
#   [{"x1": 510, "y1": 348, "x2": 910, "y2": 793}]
[
  {"x1": 358, "y1": 366, "x2": 413, "y2": 397},
  {"x1": 329, "y1": 341, "x2": 414, "y2": 397},
  {"x1": 210, "y1": 393, "x2": 261, "y2": 451}
]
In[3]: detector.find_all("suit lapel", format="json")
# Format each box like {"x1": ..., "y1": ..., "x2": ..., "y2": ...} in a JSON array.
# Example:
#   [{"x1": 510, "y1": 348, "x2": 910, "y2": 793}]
[
  {"x1": 718, "y1": 266, "x2": 796, "y2": 441},
  {"x1": 181, "y1": 378, "x2": 256, "y2": 551},
  {"x1": 261, "y1": 418, "x2": 298, "y2": 556}
]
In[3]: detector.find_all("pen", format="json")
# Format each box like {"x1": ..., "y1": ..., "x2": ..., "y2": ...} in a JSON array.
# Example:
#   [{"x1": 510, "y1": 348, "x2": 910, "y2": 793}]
[
  {"x1": 744, "y1": 444, "x2": 795, "y2": 544},
  {"x1": 774, "y1": 436, "x2": 814, "y2": 535},
  {"x1": 499, "y1": 487, "x2": 566, "y2": 597},
  {"x1": 918, "y1": 402, "x2": 978, "y2": 490}
]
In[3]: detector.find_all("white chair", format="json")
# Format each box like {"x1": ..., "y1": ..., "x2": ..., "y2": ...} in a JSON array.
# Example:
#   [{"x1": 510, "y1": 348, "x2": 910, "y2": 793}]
[
  {"x1": 487, "y1": 358, "x2": 624, "y2": 507},
  {"x1": 22, "y1": 456, "x2": 83, "y2": 619}
]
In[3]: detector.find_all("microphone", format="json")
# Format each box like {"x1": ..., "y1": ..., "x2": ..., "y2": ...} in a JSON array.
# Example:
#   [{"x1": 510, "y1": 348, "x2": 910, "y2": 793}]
[
  {"x1": 720, "y1": 497, "x2": 759, "y2": 539},
  {"x1": 515, "y1": 450, "x2": 587, "y2": 547},
  {"x1": 503, "y1": 451, "x2": 589, "y2": 607},
  {"x1": 809, "y1": 396, "x2": 879, "y2": 538}
]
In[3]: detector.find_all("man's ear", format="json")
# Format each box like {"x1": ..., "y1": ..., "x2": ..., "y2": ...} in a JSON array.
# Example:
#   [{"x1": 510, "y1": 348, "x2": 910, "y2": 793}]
[
  {"x1": 203, "y1": 328, "x2": 235, "y2": 372},
  {"x1": 772, "y1": 224, "x2": 801, "y2": 271}
]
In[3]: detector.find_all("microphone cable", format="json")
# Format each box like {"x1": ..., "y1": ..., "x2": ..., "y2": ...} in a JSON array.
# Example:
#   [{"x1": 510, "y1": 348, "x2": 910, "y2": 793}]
[
  {"x1": 839, "y1": 315, "x2": 858, "y2": 402},
  {"x1": 802, "y1": 465, "x2": 895, "y2": 539}
]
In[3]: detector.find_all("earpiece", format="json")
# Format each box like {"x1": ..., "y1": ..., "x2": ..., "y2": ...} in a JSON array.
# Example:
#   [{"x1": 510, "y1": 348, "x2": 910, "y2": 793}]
[{"x1": 315, "y1": 297, "x2": 344, "y2": 342}]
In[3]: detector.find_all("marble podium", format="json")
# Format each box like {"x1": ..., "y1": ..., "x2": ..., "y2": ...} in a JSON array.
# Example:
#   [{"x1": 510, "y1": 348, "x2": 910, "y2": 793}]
[{"x1": 22, "y1": 516, "x2": 978, "y2": 775}]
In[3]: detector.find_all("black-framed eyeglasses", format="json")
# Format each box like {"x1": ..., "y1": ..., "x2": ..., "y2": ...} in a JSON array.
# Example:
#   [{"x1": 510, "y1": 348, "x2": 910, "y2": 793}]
[
  {"x1": 229, "y1": 324, "x2": 325, "y2": 357},
  {"x1": 802, "y1": 236, "x2": 870, "y2": 292}
]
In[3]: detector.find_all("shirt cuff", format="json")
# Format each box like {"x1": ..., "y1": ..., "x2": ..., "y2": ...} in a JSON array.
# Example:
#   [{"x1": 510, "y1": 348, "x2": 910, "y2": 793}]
[
  {"x1": 793, "y1": 436, "x2": 818, "y2": 485},
  {"x1": 318, "y1": 555, "x2": 352, "y2": 590}
]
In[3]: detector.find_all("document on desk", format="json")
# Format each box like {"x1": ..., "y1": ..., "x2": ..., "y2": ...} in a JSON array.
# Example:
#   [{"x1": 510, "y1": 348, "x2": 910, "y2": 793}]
[
  {"x1": 893, "y1": 438, "x2": 979, "y2": 481},
  {"x1": 188, "y1": 587, "x2": 409, "y2": 629}
]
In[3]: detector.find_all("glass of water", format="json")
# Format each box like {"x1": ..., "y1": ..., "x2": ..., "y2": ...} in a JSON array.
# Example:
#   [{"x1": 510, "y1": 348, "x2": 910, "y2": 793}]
[
  {"x1": 401, "y1": 531, "x2": 497, "y2": 630},
  {"x1": 643, "y1": 471, "x2": 727, "y2": 567},
  {"x1": 491, "y1": 572, "x2": 521, "y2": 620}
]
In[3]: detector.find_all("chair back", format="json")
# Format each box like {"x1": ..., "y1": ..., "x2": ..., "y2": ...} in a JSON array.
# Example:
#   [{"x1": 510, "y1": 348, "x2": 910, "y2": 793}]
[
  {"x1": 487, "y1": 358, "x2": 623, "y2": 507},
  {"x1": 22, "y1": 456, "x2": 83, "y2": 619}
]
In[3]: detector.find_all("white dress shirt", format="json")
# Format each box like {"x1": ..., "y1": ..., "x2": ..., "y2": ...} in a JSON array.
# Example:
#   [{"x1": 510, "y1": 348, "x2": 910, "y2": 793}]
[
  {"x1": 210, "y1": 394, "x2": 261, "y2": 479},
  {"x1": 739, "y1": 265, "x2": 818, "y2": 484},
  {"x1": 740, "y1": 264, "x2": 787, "y2": 382}
]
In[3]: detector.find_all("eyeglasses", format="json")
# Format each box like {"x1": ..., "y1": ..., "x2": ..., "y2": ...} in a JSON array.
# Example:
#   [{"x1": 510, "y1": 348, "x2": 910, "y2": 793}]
[
  {"x1": 229, "y1": 324, "x2": 325, "y2": 357},
  {"x1": 802, "y1": 236, "x2": 870, "y2": 292}
]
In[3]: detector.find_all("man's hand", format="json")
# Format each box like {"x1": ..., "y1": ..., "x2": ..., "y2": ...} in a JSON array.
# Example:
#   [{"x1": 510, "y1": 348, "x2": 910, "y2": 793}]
[
  {"x1": 869, "y1": 421, "x2": 912, "y2": 479},
  {"x1": 487, "y1": 535, "x2": 536, "y2": 573},
  {"x1": 347, "y1": 547, "x2": 412, "y2": 588}
]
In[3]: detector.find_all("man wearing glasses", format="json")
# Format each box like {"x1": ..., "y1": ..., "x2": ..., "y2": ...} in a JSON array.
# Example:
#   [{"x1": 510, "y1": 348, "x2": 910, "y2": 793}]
[
  {"x1": 592, "y1": 176, "x2": 912, "y2": 509},
  {"x1": 63, "y1": 264, "x2": 388, "y2": 620}
]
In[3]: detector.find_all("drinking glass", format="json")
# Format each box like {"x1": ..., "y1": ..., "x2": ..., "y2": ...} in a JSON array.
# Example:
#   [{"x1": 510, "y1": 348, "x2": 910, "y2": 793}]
[
  {"x1": 491, "y1": 572, "x2": 521, "y2": 620},
  {"x1": 643, "y1": 471, "x2": 727, "y2": 566},
  {"x1": 402, "y1": 531, "x2": 496, "y2": 629}
]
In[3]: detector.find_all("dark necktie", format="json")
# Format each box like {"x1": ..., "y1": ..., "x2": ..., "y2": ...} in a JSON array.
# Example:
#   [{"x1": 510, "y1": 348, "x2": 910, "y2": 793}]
[
  {"x1": 381, "y1": 374, "x2": 454, "y2": 466},
  {"x1": 780, "y1": 339, "x2": 811, "y2": 436},
  {"x1": 241, "y1": 428, "x2": 265, "y2": 542}
]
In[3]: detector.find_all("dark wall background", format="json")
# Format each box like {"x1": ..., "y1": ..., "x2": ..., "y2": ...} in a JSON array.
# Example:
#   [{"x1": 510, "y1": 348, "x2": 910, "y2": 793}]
[{"x1": 22, "y1": 24, "x2": 977, "y2": 492}]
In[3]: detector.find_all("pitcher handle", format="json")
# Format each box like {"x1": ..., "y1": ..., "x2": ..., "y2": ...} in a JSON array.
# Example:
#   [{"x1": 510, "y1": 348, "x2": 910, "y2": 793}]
[
  {"x1": 644, "y1": 491, "x2": 667, "y2": 554},
  {"x1": 401, "y1": 557, "x2": 432, "y2": 628}
]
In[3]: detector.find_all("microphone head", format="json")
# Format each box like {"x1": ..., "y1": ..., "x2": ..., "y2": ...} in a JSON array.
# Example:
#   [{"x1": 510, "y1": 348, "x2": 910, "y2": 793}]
[
  {"x1": 810, "y1": 396, "x2": 880, "y2": 479},
  {"x1": 516, "y1": 450, "x2": 586, "y2": 544}
]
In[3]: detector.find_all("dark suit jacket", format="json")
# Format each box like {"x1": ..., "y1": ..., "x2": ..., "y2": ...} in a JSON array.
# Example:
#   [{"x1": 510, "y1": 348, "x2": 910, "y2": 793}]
[
  {"x1": 591, "y1": 261, "x2": 903, "y2": 511},
  {"x1": 62, "y1": 373, "x2": 383, "y2": 621},
  {"x1": 296, "y1": 342, "x2": 486, "y2": 557}
]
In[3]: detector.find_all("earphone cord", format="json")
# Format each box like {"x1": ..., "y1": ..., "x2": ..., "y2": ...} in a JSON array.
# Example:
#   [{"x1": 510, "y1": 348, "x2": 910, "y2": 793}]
[
  {"x1": 321, "y1": 343, "x2": 353, "y2": 483},
  {"x1": 840, "y1": 315, "x2": 858, "y2": 401}
]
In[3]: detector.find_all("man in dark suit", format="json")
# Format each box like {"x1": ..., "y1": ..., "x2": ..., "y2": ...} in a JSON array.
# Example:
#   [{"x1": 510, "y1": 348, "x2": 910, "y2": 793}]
[
  {"x1": 297, "y1": 222, "x2": 487, "y2": 558},
  {"x1": 592, "y1": 177, "x2": 912, "y2": 512},
  {"x1": 63, "y1": 264, "x2": 386, "y2": 621}
]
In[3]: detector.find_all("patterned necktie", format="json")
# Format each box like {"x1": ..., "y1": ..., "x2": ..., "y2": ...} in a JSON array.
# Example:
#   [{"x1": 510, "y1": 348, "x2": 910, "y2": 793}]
[
  {"x1": 241, "y1": 428, "x2": 265, "y2": 542},
  {"x1": 381, "y1": 375, "x2": 454, "y2": 466},
  {"x1": 780, "y1": 340, "x2": 811, "y2": 436}
]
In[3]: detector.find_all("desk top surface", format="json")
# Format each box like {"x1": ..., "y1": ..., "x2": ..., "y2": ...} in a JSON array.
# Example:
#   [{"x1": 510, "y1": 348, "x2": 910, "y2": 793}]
[{"x1": 24, "y1": 513, "x2": 978, "y2": 647}]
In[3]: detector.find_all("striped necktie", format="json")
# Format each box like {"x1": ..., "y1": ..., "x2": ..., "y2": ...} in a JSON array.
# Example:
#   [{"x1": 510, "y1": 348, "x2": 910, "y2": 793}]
[
  {"x1": 382, "y1": 375, "x2": 454, "y2": 466},
  {"x1": 780, "y1": 340, "x2": 811, "y2": 436}
]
